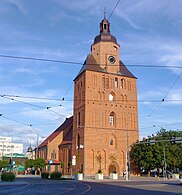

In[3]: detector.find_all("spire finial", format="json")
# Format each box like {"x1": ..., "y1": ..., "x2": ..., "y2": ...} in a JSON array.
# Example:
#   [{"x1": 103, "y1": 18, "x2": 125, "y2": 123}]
[{"x1": 104, "y1": 7, "x2": 106, "y2": 19}]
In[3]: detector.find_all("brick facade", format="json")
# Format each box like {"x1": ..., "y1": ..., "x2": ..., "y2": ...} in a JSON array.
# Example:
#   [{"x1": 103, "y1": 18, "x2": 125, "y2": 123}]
[
  {"x1": 72, "y1": 18, "x2": 139, "y2": 176},
  {"x1": 38, "y1": 18, "x2": 139, "y2": 176}
]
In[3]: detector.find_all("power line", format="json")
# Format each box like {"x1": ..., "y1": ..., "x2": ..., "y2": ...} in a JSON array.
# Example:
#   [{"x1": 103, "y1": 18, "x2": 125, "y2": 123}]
[
  {"x1": 2, "y1": 94, "x2": 182, "y2": 103},
  {"x1": 0, "y1": 114, "x2": 44, "y2": 138},
  {"x1": 148, "y1": 71, "x2": 182, "y2": 116},
  {"x1": 1, "y1": 54, "x2": 182, "y2": 69},
  {"x1": 140, "y1": 122, "x2": 182, "y2": 130},
  {"x1": 108, "y1": 0, "x2": 121, "y2": 21},
  {"x1": 1, "y1": 95, "x2": 67, "y2": 118}
]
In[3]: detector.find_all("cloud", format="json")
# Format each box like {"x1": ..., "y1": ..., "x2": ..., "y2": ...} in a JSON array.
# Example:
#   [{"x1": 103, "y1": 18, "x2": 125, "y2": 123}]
[
  {"x1": 159, "y1": 44, "x2": 182, "y2": 75},
  {"x1": 1, "y1": 0, "x2": 27, "y2": 15}
]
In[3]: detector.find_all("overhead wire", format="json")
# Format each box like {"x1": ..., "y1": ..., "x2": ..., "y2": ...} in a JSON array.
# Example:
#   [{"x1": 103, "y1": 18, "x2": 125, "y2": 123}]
[
  {"x1": 0, "y1": 54, "x2": 182, "y2": 69},
  {"x1": 108, "y1": 0, "x2": 121, "y2": 21},
  {"x1": 148, "y1": 71, "x2": 182, "y2": 116},
  {"x1": 2, "y1": 94, "x2": 182, "y2": 103},
  {"x1": 0, "y1": 114, "x2": 44, "y2": 138},
  {"x1": 0, "y1": 95, "x2": 67, "y2": 118}
]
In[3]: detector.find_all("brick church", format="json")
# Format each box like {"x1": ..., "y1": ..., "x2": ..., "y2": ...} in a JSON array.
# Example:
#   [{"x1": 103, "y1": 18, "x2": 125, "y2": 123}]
[{"x1": 38, "y1": 17, "x2": 139, "y2": 176}]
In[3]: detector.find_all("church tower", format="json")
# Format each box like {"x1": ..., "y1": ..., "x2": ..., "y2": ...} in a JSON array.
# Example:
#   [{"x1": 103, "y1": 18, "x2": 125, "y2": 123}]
[{"x1": 72, "y1": 18, "x2": 139, "y2": 176}]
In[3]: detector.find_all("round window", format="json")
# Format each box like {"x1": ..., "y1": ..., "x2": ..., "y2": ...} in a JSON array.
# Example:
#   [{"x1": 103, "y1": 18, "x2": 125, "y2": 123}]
[{"x1": 108, "y1": 56, "x2": 116, "y2": 64}]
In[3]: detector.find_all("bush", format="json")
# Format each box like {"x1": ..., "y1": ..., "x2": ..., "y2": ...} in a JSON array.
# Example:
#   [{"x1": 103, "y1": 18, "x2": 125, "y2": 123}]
[
  {"x1": 41, "y1": 172, "x2": 49, "y2": 179},
  {"x1": 50, "y1": 171, "x2": 62, "y2": 180},
  {"x1": 97, "y1": 169, "x2": 102, "y2": 174},
  {"x1": 1, "y1": 172, "x2": 16, "y2": 182}
]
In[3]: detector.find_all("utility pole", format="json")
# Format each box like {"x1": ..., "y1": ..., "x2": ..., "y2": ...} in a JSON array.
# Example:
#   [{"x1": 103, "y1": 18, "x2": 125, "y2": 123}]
[
  {"x1": 126, "y1": 123, "x2": 130, "y2": 181},
  {"x1": 163, "y1": 147, "x2": 166, "y2": 180}
]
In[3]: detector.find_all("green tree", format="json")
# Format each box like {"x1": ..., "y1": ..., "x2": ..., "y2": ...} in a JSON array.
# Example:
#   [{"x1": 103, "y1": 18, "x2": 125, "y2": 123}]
[
  {"x1": 0, "y1": 160, "x2": 9, "y2": 170},
  {"x1": 34, "y1": 158, "x2": 45, "y2": 170},
  {"x1": 130, "y1": 128, "x2": 182, "y2": 174},
  {"x1": 24, "y1": 159, "x2": 34, "y2": 169}
]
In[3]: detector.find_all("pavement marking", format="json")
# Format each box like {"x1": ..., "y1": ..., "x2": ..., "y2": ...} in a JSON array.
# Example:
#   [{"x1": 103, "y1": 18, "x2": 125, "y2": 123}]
[
  {"x1": 78, "y1": 183, "x2": 92, "y2": 195},
  {"x1": 54, "y1": 181, "x2": 76, "y2": 195}
]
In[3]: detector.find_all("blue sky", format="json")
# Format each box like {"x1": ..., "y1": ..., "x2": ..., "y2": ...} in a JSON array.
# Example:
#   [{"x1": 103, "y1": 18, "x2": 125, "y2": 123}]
[{"x1": 0, "y1": 0, "x2": 182, "y2": 152}]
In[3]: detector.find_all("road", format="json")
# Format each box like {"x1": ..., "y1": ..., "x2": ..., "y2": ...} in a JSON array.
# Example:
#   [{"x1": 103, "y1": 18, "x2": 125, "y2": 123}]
[{"x1": 0, "y1": 177, "x2": 181, "y2": 195}]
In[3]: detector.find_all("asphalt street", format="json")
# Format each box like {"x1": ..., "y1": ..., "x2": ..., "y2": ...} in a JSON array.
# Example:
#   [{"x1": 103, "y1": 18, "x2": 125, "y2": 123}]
[{"x1": 0, "y1": 176, "x2": 181, "y2": 195}]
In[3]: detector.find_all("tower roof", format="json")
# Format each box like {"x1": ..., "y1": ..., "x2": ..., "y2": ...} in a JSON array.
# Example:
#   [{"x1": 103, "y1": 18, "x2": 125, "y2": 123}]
[
  {"x1": 93, "y1": 18, "x2": 119, "y2": 45},
  {"x1": 74, "y1": 54, "x2": 136, "y2": 80}
]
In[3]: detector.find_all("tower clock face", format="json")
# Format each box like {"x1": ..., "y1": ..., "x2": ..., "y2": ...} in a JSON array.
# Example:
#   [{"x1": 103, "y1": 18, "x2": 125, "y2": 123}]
[{"x1": 108, "y1": 56, "x2": 116, "y2": 64}]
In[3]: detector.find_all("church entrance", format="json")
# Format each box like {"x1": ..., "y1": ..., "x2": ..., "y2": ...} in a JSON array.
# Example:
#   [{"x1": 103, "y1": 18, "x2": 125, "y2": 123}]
[{"x1": 108, "y1": 162, "x2": 120, "y2": 175}]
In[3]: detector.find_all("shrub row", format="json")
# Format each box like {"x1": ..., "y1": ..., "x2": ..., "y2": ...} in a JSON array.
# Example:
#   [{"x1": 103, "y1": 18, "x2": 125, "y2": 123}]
[
  {"x1": 41, "y1": 171, "x2": 62, "y2": 180},
  {"x1": 1, "y1": 172, "x2": 16, "y2": 182}
]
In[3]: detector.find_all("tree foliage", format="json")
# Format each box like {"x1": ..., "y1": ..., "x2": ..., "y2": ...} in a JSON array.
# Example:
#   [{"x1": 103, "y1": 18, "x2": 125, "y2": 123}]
[
  {"x1": 24, "y1": 158, "x2": 45, "y2": 169},
  {"x1": 24, "y1": 159, "x2": 35, "y2": 169},
  {"x1": 130, "y1": 128, "x2": 182, "y2": 173},
  {"x1": 34, "y1": 158, "x2": 46, "y2": 169},
  {"x1": 0, "y1": 160, "x2": 9, "y2": 170}
]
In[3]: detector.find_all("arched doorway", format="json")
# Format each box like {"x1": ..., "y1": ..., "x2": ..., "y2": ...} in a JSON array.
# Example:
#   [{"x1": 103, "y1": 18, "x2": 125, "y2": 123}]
[{"x1": 108, "y1": 162, "x2": 120, "y2": 175}]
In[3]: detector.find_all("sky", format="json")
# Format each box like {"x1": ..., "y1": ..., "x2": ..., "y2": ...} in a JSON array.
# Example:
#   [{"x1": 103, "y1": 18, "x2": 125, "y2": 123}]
[{"x1": 0, "y1": 0, "x2": 182, "y2": 152}]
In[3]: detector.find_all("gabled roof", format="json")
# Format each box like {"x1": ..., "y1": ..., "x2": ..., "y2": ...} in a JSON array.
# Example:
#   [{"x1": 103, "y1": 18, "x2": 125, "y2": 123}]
[
  {"x1": 38, "y1": 116, "x2": 73, "y2": 148},
  {"x1": 119, "y1": 60, "x2": 137, "y2": 78},
  {"x1": 74, "y1": 54, "x2": 105, "y2": 80},
  {"x1": 74, "y1": 55, "x2": 136, "y2": 80},
  {"x1": 59, "y1": 121, "x2": 73, "y2": 147}
]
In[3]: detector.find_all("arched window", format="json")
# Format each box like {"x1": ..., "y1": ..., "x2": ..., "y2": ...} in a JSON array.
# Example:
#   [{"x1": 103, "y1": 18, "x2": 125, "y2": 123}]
[
  {"x1": 121, "y1": 79, "x2": 126, "y2": 89},
  {"x1": 114, "y1": 78, "x2": 118, "y2": 88},
  {"x1": 109, "y1": 92, "x2": 115, "y2": 101},
  {"x1": 110, "y1": 112, "x2": 115, "y2": 126},
  {"x1": 120, "y1": 79, "x2": 123, "y2": 89},
  {"x1": 110, "y1": 139, "x2": 114, "y2": 145},
  {"x1": 109, "y1": 134, "x2": 117, "y2": 149}
]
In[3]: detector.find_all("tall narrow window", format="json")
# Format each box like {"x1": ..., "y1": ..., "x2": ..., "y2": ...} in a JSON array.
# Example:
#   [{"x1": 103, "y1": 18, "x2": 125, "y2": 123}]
[
  {"x1": 120, "y1": 79, "x2": 123, "y2": 89},
  {"x1": 110, "y1": 139, "x2": 114, "y2": 145},
  {"x1": 77, "y1": 134, "x2": 80, "y2": 149},
  {"x1": 110, "y1": 112, "x2": 115, "y2": 126},
  {"x1": 114, "y1": 78, "x2": 118, "y2": 88},
  {"x1": 78, "y1": 112, "x2": 81, "y2": 127},
  {"x1": 109, "y1": 92, "x2": 115, "y2": 101}
]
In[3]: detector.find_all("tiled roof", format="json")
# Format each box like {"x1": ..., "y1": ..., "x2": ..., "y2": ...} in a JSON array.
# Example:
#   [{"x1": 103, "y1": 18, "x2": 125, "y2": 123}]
[
  {"x1": 74, "y1": 55, "x2": 136, "y2": 80},
  {"x1": 58, "y1": 122, "x2": 73, "y2": 147},
  {"x1": 119, "y1": 60, "x2": 137, "y2": 78},
  {"x1": 38, "y1": 116, "x2": 73, "y2": 148},
  {"x1": 74, "y1": 54, "x2": 105, "y2": 80}
]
